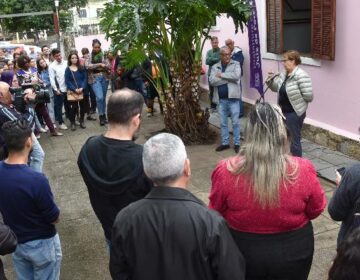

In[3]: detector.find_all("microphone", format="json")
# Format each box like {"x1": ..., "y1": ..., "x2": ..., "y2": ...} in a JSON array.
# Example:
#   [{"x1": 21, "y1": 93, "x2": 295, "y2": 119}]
[{"x1": 266, "y1": 72, "x2": 280, "y2": 82}]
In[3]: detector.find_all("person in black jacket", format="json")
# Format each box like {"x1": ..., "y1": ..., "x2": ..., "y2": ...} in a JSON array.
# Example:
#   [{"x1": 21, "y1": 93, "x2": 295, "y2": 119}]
[
  {"x1": 328, "y1": 164, "x2": 360, "y2": 246},
  {"x1": 110, "y1": 133, "x2": 245, "y2": 280},
  {"x1": 0, "y1": 212, "x2": 17, "y2": 280},
  {"x1": 77, "y1": 89, "x2": 153, "y2": 249}
]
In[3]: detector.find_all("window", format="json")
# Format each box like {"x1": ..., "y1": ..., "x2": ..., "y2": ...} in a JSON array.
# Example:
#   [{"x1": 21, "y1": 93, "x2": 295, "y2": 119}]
[
  {"x1": 266, "y1": 0, "x2": 336, "y2": 60},
  {"x1": 79, "y1": 9, "x2": 87, "y2": 18},
  {"x1": 96, "y1": 8, "x2": 104, "y2": 18}
]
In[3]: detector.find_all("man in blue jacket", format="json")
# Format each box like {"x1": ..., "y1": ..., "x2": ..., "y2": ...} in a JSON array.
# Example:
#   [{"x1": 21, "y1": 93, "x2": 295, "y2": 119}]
[{"x1": 0, "y1": 120, "x2": 61, "y2": 279}]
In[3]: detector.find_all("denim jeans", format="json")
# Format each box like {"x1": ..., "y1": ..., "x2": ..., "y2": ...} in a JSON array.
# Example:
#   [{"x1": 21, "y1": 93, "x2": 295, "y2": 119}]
[
  {"x1": 12, "y1": 234, "x2": 62, "y2": 280},
  {"x1": 284, "y1": 112, "x2": 306, "y2": 157},
  {"x1": 219, "y1": 99, "x2": 241, "y2": 146},
  {"x1": 91, "y1": 76, "x2": 109, "y2": 116},
  {"x1": 47, "y1": 87, "x2": 55, "y2": 123},
  {"x1": 54, "y1": 92, "x2": 65, "y2": 124},
  {"x1": 29, "y1": 133, "x2": 45, "y2": 173}
]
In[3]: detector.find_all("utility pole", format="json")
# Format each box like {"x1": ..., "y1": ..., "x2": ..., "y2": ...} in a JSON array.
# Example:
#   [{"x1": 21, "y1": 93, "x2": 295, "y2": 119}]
[{"x1": 54, "y1": 0, "x2": 62, "y2": 53}]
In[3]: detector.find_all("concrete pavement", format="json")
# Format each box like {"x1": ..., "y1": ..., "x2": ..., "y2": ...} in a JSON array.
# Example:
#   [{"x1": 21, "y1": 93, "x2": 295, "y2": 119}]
[{"x1": 2, "y1": 103, "x2": 344, "y2": 280}]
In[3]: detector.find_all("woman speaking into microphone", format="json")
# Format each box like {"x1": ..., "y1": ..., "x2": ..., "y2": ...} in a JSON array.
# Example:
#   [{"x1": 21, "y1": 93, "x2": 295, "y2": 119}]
[{"x1": 266, "y1": 50, "x2": 313, "y2": 157}]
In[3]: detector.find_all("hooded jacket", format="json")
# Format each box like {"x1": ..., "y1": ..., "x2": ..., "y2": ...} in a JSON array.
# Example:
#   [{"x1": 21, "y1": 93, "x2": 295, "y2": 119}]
[{"x1": 77, "y1": 135, "x2": 153, "y2": 240}]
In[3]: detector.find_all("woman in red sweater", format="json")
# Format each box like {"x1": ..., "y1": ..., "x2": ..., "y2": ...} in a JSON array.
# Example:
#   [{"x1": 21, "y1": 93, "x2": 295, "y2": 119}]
[{"x1": 209, "y1": 102, "x2": 326, "y2": 280}]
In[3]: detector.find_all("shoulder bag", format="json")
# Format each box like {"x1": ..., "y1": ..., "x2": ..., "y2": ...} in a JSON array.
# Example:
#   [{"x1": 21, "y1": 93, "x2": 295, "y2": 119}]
[{"x1": 67, "y1": 70, "x2": 84, "y2": 102}]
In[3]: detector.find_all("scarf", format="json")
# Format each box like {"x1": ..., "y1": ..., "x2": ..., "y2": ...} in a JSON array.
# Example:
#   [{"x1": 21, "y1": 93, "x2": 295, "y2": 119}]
[{"x1": 91, "y1": 51, "x2": 103, "y2": 64}]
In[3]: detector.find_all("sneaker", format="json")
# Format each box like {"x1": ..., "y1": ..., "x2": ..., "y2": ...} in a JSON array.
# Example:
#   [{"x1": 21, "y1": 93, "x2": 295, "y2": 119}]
[
  {"x1": 75, "y1": 120, "x2": 80, "y2": 126},
  {"x1": 87, "y1": 115, "x2": 97, "y2": 121},
  {"x1": 51, "y1": 131, "x2": 63, "y2": 136},
  {"x1": 59, "y1": 123, "x2": 68, "y2": 130},
  {"x1": 215, "y1": 144, "x2": 230, "y2": 152},
  {"x1": 234, "y1": 145, "x2": 240, "y2": 153},
  {"x1": 35, "y1": 134, "x2": 41, "y2": 139},
  {"x1": 39, "y1": 127, "x2": 47, "y2": 133},
  {"x1": 71, "y1": 123, "x2": 76, "y2": 131},
  {"x1": 79, "y1": 122, "x2": 86, "y2": 129}
]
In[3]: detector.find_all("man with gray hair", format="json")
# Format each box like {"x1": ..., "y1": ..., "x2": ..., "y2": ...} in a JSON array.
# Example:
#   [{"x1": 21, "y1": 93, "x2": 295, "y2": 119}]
[
  {"x1": 210, "y1": 46, "x2": 241, "y2": 153},
  {"x1": 110, "y1": 133, "x2": 245, "y2": 280}
]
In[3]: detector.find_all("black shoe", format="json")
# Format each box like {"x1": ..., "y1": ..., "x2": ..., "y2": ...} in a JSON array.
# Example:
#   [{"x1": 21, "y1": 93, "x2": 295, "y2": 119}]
[
  {"x1": 215, "y1": 144, "x2": 230, "y2": 152},
  {"x1": 80, "y1": 122, "x2": 86, "y2": 129},
  {"x1": 103, "y1": 115, "x2": 108, "y2": 124},
  {"x1": 71, "y1": 123, "x2": 76, "y2": 131},
  {"x1": 99, "y1": 115, "x2": 105, "y2": 126},
  {"x1": 234, "y1": 145, "x2": 240, "y2": 153}
]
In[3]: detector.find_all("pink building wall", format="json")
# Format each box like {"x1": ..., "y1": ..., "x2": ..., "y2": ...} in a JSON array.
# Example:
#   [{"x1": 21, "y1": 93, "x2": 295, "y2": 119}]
[
  {"x1": 74, "y1": 34, "x2": 112, "y2": 55},
  {"x1": 202, "y1": 0, "x2": 360, "y2": 140}
]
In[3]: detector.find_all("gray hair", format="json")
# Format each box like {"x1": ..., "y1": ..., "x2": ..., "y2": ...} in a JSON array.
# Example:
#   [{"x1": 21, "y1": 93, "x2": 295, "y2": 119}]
[
  {"x1": 220, "y1": 46, "x2": 230, "y2": 54},
  {"x1": 143, "y1": 133, "x2": 187, "y2": 186},
  {"x1": 228, "y1": 102, "x2": 298, "y2": 208}
]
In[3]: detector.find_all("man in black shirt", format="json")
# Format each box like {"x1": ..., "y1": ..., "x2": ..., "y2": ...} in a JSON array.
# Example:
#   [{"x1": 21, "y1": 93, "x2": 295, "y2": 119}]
[{"x1": 77, "y1": 89, "x2": 153, "y2": 248}]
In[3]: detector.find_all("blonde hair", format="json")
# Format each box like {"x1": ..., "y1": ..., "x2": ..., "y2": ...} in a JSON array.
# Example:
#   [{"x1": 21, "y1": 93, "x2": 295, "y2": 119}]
[{"x1": 228, "y1": 103, "x2": 298, "y2": 208}]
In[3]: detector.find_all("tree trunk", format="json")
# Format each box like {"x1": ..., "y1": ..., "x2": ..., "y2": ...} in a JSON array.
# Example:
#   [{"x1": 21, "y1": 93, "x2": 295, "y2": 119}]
[{"x1": 161, "y1": 58, "x2": 214, "y2": 144}]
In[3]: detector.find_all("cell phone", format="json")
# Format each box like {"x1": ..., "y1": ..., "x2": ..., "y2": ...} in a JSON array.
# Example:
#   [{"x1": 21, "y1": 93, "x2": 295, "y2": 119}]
[{"x1": 336, "y1": 167, "x2": 346, "y2": 177}]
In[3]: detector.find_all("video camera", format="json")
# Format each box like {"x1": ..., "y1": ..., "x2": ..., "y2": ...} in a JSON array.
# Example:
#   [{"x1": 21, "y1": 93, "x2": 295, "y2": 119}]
[{"x1": 10, "y1": 83, "x2": 50, "y2": 112}]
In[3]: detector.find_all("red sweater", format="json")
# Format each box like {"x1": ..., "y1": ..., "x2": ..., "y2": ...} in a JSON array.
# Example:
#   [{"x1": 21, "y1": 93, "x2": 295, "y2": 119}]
[{"x1": 209, "y1": 156, "x2": 326, "y2": 234}]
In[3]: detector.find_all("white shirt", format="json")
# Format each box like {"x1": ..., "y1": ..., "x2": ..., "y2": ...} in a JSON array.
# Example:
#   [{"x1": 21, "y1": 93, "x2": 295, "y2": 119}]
[{"x1": 49, "y1": 60, "x2": 68, "y2": 92}]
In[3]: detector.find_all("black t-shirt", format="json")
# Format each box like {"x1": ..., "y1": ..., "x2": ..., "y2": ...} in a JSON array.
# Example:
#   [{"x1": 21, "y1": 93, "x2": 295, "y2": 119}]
[
  {"x1": 77, "y1": 135, "x2": 153, "y2": 240},
  {"x1": 279, "y1": 76, "x2": 295, "y2": 113}
]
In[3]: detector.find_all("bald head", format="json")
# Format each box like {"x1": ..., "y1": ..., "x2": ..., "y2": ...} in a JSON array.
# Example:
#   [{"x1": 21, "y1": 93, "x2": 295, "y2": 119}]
[
  {"x1": 225, "y1": 39, "x2": 235, "y2": 51},
  {"x1": 0, "y1": 81, "x2": 12, "y2": 105},
  {"x1": 107, "y1": 89, "x2": 144, "y2": 125}
]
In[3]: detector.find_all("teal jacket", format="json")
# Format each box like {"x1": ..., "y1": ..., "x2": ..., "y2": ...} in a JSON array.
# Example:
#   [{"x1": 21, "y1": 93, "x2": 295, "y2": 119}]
[{"x1": 205, "y1": 48, "x2": 220, "y2": 76}]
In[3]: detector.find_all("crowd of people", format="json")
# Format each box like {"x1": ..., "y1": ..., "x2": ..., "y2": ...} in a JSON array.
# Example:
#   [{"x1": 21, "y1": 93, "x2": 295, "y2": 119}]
[{"x1": 0, "y1": 37, "x2": 360, "y2": 280}]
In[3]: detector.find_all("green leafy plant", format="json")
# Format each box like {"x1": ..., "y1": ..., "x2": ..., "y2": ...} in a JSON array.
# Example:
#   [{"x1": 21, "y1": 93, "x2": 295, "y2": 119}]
[{"x1": 101, "y1": 0, "x2": 251, "y2": 144}]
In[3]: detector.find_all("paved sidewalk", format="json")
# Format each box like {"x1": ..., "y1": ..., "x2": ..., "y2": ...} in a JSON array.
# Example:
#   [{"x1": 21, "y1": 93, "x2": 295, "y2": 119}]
[{"x1": 2, "y1": 104, "x2": 356, "y2": 279}]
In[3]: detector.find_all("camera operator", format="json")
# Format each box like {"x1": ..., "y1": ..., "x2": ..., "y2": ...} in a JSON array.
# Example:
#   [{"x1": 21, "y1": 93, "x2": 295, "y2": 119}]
[
  {"x1": 0, "y1": 81, "x2": 45, "y2": 172},
  {"x1": 16, "y1": 55, "x2": 62, "y2": 137}
]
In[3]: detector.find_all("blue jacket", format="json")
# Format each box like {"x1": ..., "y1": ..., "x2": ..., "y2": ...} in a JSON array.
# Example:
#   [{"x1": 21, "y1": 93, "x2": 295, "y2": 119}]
[
  {"x1": 39, "y1": 69, "x2": 51, "y2": 87},
  {"x1": 328, "y1": 164, "x2": 360, "y2": 245},
  {"x1": 65, "y1": 67, "x2": 87, "y2": 92}
]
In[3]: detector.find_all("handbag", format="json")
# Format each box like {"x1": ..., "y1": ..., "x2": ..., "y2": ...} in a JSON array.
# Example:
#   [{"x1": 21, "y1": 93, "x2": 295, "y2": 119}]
[{"x1": 67, "y1": 70, "x2": 84, "y2": 102}]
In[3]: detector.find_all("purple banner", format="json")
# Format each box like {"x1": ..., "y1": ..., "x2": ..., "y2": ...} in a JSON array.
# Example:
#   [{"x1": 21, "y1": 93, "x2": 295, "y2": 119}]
[{"x1": 247, "y1": 0, "x2": 264, "y2": 96}]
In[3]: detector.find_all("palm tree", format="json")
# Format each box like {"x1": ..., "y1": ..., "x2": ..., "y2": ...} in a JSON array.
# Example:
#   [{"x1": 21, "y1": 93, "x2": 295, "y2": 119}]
[{"x1": 100, "y1": 0, "x2": 251, "y2": 144}]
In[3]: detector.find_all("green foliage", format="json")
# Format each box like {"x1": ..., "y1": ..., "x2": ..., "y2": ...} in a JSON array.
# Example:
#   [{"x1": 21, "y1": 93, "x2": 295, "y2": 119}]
[
  {"x1": 0, "y1": 0, "x2": 87, "y2": 33},
  {"x1": 101, "y1": 0, "x2": 251, "y2": 76}
]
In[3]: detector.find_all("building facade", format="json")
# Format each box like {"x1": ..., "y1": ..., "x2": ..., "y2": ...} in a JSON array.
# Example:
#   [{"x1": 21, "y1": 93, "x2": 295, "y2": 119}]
[
  {"x1": 201, "y1": 0, "x2": 360, "y2": 149},
  {"x1": 71, "y1": 0, "x2": 110, "y2": 36}
]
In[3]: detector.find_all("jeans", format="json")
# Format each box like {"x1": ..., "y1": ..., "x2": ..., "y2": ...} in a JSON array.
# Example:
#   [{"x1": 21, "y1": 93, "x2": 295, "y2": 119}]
[
  {"x1": 29, "y1": 133, "x2": 45, "y2": 173},
  {"x1": 91, "y1": 76, "x2": 109, "y2": 116},
  {"x1": 54, "y1": 92, "x2": 65, "y2": 124},
  {"x1": 47, "y1": 87, "x2": 55, "y2": 123},
  {"x1": 219, "y1": 99, "x2": 241, "y2": 146},
  {"x1": 35, "y1": 103, "x2": 55, "y2": 133},
  {"x1": 12, "y1": 234, "x2": 62, "y2": 280},
  {"x1": 284, "y1": 112, "x2": 306, "y2": 157}
]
